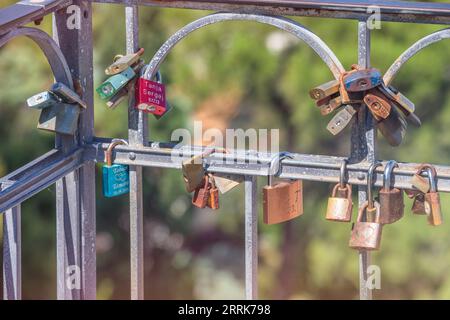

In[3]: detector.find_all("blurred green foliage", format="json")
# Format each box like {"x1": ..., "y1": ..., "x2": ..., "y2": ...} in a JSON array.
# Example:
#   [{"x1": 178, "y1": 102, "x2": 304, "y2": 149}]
[{"x1": 1, "y1": 0, "x2": 450, "y2": 300}]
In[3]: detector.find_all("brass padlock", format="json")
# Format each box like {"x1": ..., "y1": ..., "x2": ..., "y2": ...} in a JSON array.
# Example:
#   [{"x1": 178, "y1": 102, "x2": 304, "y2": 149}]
[
  {"x1": 192, "y1": 175, "x2": 210, "y2": 209},
  {"x1": 207, "y1": 174, "x2": 219, "y2": 210},
  {"x1": 263, "y1": 152, "x2": 303, "y2": 225},
  {"x1": 349, "y1": 201, "x2": 383, "y2": 251},
  {"x1": 423, "y1": 166, "x2": 443, "y2": 226},
  {"x1": 349, "y1": 161, "x2": 383, "y2": 251},
  {"x1": 182, "y1": 148, "x2": 215, "y2": 193},
  {"x1": 326, "y1": 159, "x2": 353, "y2": 222},
  {"x1": 411, "y1": 164, "x2": 432, "y2": 194},
  {"x1": 379, "y1": 160, "x2": 404, "y2": 224}
]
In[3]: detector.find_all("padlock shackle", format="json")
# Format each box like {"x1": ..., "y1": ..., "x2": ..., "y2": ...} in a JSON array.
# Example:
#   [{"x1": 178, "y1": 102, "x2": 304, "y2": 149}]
[
  {"x1": 415, "y1": 163, "x2": 438, "y2": 193},
  {"x1": 105, "y1": 139, "x2": 128, "y2": 166},
  {"x1": 268, "y1": 152, "x2": 293, "y2": 186},
  {"x1": 367, "y1": 161, "x2": 382, "y2": 209},
  {"x1": 383, "y1": 160, "x2": 398, "y2": 190},
  {"x1": 339, "y1": 159, "x2": 348, "y2": 189},
  {"x1": 356, "y1": 200, "x2": 381, "y2": 223}
]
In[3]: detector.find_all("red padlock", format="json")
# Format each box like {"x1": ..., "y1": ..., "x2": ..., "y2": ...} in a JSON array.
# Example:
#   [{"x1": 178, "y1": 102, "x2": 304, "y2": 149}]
[{"x1": 135, "y1": 77, "x2": 166, "y2": 116}]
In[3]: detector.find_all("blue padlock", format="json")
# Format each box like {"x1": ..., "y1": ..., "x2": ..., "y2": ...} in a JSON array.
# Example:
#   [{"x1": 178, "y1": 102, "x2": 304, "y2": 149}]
[{"x1": 102, "y1": 140, "x2": 130, "y2": 197}]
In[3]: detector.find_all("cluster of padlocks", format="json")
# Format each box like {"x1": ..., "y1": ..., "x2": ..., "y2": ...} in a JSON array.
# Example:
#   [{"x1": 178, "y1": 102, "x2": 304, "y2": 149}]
[
  {"x1": 310, "y1": 64, "x2": 421, "y2": 146},
  {"x1": 25, "y1": 48, "x2": 442, "y2": 252}
]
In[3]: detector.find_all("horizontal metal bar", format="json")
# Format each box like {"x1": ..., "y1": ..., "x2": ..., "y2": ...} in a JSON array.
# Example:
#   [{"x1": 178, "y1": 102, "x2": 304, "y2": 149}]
[
  {"x1": 0, "y1": 148, "x2": 83, "y2": 213},
  {"x1": 86, "y1": 138, "x2": 450, "y2": 192},
  {"x1": 0, "y1": 0, "x2": 72, "y2": 35},
  {"x1": 92, "y1": 0, "x2": 450, "y2": 25}
]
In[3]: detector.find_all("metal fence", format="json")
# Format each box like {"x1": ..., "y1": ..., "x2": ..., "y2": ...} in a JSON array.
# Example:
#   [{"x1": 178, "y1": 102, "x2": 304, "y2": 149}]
[{"x1": 1, "y1": 0, "x2": 450, "y2": 300}]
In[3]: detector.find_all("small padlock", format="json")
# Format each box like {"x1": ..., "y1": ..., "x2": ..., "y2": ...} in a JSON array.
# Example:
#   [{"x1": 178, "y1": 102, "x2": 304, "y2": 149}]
[
  {"x1": 27, "y1": 91, "x2": 60, "y2": 109},
  {"x1": 379, "y1": 160, "x2": 404, "y2": 224},
  {"x1": 192, "y1": 175, "x2": 210, "y2": 209},
  {"x1": 349, "y1": 161, "x2": 383, "y2": 251},
  {"x1": 102, "y1": 140, "x2": 130, "y2": 198},
  {"x1": 97, "y1": 66, "x2": 136, "y2": 100},
  {"x1": 207, "y1": 174, "x2": 220, "y2": 210},
  {"x1": 135, "y1": 70, "x2": 167, "y2": 116},
  {"x1": 423, "y1": 166, "x2": 443, "y2": 226},
  {"x1": 213, "y1": 173, "x2": 244, "y2": 194},
  {"x1": 411, "y1": 193, "x2": 427, "y2": 215},
  {"x1": 51, "y1": 82, "x2": 87, "y2": 109},
  {"x1": 349, "y1": 201, "x2": 383, "y2": 251},
  {"x1": 343, "y1": 68, "x2": 382, "y2": 92},
  {"x1": 263, "y1": 152, "x2": 303, "y2": 225},
  {"x1": 182, "y1": 148, "x2": 216, "y2": 193},
  {"x1": 105, "y1": 48, "x2": 144, "y2": 75},
  {"x1": 364, "y1": 89, "x2": 392, "y2": 121},
  {"x1": 411, "y1": 164, "x2": 432, "y2": 194},
  {"x1": 325, "y1": 159, "x2": 353, "y2": 222},
  {"x1": 326, "y1": 105, "x2": 357, "y2": 135},
  {"x1": 309, "y1": 79, "x2": 340, "y2": 100}
]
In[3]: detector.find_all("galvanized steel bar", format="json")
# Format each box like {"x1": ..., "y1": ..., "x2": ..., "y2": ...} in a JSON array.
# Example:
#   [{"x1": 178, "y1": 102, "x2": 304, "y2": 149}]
[
  {"x1": 86, "y1": 140, "x2": 450, "y2": 192},
  {"x1": 126, "y1": 4, "x2": 145, "y2": 300},
  {"x1": 244, "y1": 176, "x2": 258, "y2": 300},
  {"x1": 142, "y1": 13, "x2": 344, "y2": 81},
  {"x1": 3, "y1": 205, "x2": 22, "y2": 300},
  {"x1": 384, "y1": 28, "x2": 450, "y2": 86},
  {"x1": 91, "y1": 0, "x2": 450, "y2": 25},
  {"x1": 355, "y1": 20, "x2": 376, "y2": 301}
]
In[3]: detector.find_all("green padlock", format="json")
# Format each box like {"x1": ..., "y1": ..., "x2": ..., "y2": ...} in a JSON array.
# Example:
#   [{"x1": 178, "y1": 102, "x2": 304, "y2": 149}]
[
  {"x1": 96, "y1": 66, "x2": 135, "y2": 100},
  {"x1": 102, "y1": 140, "x2": 130, "y2": 198}
]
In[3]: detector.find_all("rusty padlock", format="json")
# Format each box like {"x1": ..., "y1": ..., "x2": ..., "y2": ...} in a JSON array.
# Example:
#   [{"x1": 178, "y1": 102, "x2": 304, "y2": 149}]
[
  {"x1": 379, "y1": 160, "x2": 404, "y2": 224},
  {"x1": 207, "y1": 174, "x2": 219, "y2": 210},
  {"x1": 326, "y1": 159, "x2": 353, "y2": 222},
  {"x1": 182, "y1": 148, "x2": 216, "y2": 193},
  {"x1": 349, "y1": 162, "x2": 383, "y2": 251},
  {"x1": 423, "y1": 166, "x2": 443, "y2": 226},
  {"x1": 192, "y1": 175, "x2": 210, "y2": 209},
  {"x1": 412, "y1": 192, "x2": 427, "y2": 215},
  {"x1": 411, "y1": 164, "x2": 432, "y2": 194},
  {"x1": 263, "y1": 152, "x2": 303, "y2": 225}
]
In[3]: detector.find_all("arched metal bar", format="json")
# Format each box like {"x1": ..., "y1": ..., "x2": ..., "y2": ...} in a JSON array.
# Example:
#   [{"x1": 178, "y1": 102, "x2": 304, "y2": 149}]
[
  {"x1": 0, "y1": 27, "x2": 73, "y2": 89},
  {"x1": 384, "y1": 28, "x2": 450, "y2": 86},
  {"x1": 143, "y1": 12, "x2": 345, "y2": 80}
]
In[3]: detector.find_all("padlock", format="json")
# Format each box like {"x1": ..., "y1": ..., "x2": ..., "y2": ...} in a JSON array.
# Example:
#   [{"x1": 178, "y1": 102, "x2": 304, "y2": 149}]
[
  {"x1": 317, "y1": 95, "x2": 342, "y2": 116},
  {"x1": 135, "y1": 70, "x2": 167, "y2": 116},
  {"x1": 207, "y1": 174, "x2": 219, "y2": 210},
  {"x1": 182, "y1": 148, "x2": 217, "y2": 193},
  {"x1": 192, "y1": 175, "x2": 210, "y2": 209},
  {"x1": 325, "y1": 159, "x2": 353, "y2": 222},
  {"x1": 379, "y1": 160, "x2": 404, "y2": 224},
  {"x1": 213, "y1": 173, "x2": 244, "y2": 194},
  {"x1": 349, "y1": 201, "x2": 383, "y2": 251},
  {"x1": 411, "y1": 193, "x2": 427, "y2": 215},
  {"x1": 102, "y1": 140, "x2": 130, "y2": 197},
  {"x1": 37, "y1": 102, "x2": 81, "y2": 135},
  {"x1": 309, "y1": 79, "x2": 340, "y2": 100},
  {"x1": 97, "y1": 66, "x2": 136, "y2": 100},
  {"x1": 364, "y1": 89, "x2": 392, "y2": 121},
  {"x1": 51, "y1": 82, "x2": 87, "y2": 109},
  {"x1": 411, "y1": 164, "x2": 431, "y2": 194},
  {"x1": 378, "y1": 84, "x2": 421, "y2": 127},
  {"x1": 377, "y1": 103, "x2": 407, "y2": 146},
  {"x1": 263, "y1": 152, "x2": 303, "y2": 225},
  {"x1": 423, "y1": 166, "x2": 443, "y2": 226},
  {"x1": 326, "y1": 105, "x2": 357, "y2": 135},
  {"x1": 343, "y1": 68, "x2": 382, "y2": 92},
  {"x1": 105, "y1": 48, "x2": 144, "y2": 75},
  {"x1": 27, "y1": 91, "x2": 60, "y2": 109}
]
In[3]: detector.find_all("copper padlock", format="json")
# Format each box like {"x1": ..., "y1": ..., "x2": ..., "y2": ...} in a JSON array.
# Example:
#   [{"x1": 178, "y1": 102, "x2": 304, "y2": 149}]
[
  {"x1": 411, "y1": 193, "x2": 426, "y2": 215},
  {"x1": 423, "y1": 167, "x2": 443, "y2": 226},
  {"x1": 192, "y1": 175, "x2": 210, "y2": 209},
  {"x1": 263, "y1": 152, "x2": 303, "y2": 225},
  {"x1": 326, "y1": 159, "x2": 353, "y2": 222},
  {"x1": 379, "y1": 160, "x2": 404, "y2": 224},
  {"x1": 349, "y1": 201, "x2": 383, "y2": 251},
  {"x1": 207, "y1": 174, "x2": 219, "y2": 210}
]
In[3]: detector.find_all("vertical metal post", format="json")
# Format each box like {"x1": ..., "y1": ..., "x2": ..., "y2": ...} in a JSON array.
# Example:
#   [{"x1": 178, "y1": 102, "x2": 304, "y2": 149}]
[
  {"x1": 3, "y1": 205, "x2": 21, "y2": 300},
  {"x1": 126, "y1": 4, "x2": 146, "y2": 300},
  {"x1": 54, "y1": 0, "x2": 96, "y2": 300},
  {"x1": 244, "y1": 176, "x2": 258, "y2": 300},
  {"x1": 352, "y1": 21, "x2": 377, "y2": 300}
]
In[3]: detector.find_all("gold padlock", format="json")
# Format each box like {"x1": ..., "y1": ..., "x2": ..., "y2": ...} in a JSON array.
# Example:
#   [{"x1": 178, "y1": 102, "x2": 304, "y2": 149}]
[{"x1": 326, "y1": 159, "x2": 353, "y2": 222}]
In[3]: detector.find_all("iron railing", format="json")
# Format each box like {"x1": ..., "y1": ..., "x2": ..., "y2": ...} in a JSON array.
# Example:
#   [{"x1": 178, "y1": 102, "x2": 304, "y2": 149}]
[{"x1": 1, "y1": 0, "x2": 450, "y2": 300}]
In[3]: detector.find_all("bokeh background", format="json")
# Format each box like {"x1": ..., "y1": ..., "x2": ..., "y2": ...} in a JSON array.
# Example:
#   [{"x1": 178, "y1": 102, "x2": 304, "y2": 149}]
[{"x1": 1, "y1": 0, "x2": 450, "y2": 300}]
